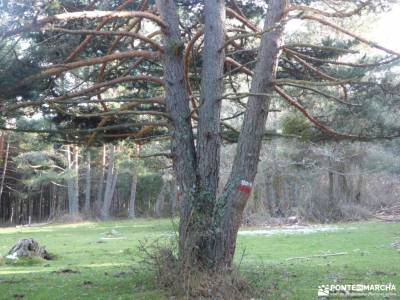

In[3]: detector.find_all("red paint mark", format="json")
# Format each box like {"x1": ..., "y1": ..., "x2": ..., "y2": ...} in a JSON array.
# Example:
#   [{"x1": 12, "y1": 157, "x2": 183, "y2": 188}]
[
  {"x1": 238, "y1": 185, "x2": 252, "y2": 193},
  {"x1": 238, "y1": 180, "x2": 252, "y2": 193}
]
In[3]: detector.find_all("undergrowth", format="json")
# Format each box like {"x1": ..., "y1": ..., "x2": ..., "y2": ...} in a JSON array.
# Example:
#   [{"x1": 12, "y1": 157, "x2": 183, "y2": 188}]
[{"x1": 138, "y1": 238, "x2": 253, "y2": 300}]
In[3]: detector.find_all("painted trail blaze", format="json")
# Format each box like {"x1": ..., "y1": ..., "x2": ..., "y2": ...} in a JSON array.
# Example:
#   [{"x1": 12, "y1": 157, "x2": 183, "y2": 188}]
[{"x1": 238, "y1": 180, "x2": 252, "y2": 193}]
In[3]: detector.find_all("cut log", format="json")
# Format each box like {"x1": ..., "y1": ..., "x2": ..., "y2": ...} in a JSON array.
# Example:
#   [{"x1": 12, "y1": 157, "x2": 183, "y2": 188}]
[{"x1": 6, "y1": 238, "x2": 51, "y2": 260}]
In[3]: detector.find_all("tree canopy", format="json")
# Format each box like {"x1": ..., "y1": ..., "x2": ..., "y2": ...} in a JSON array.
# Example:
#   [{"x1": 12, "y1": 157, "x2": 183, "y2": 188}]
[{"x1": 0, "y1": 0, "x2": 399, "y2": 145}]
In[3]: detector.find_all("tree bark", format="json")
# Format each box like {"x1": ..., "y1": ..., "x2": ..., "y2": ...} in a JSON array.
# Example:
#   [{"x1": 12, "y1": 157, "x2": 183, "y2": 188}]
[
  {"x1": 84, "y1": 150, "x2": 91, "y2": 215},
  {"x1": 96, "y1": 144, "x2": 106, "y2": 215},
  {"x1": 66, "y1": 145, "x2": 79, "y2": 216},
  {"x1": 171, "y1": 177, "x2": 178, "y2": 217},
  {"x1": 155, "y1": 178, "x2": 167, "y2": 218},
  {"x1": 337, "y1": 160, "x2": 351, "y2": 203},
  {"x1": 157, "y1": 0, "x2": 288, "y2": 270},
  {"x1": 156, "y1": 0, "x2": 198, "y2": 268},
  {"x1": 354, "y1": 157, "x2": 364, "y2": 204},
  {"x1": 101, "y1": 145, "x2": 117, "y2": 219},
  {"x1": 0, "y1": 134, "x2": 10, "y2": 211},
  {"x1": 196, "y1": 0, "x2": 226, "y2": 200},
  {"x1": 128, "y1": 169, "x2": 138, "y2": 218},
  {"x1": 211, "y1": 0, "x2": 288, "y2": 268},
  {"x1": 128, "y1": 144, "x2": 140, "y2": 218},
  {"x1": 185, "y1": 0, "x2": 227, "y2": 266}
]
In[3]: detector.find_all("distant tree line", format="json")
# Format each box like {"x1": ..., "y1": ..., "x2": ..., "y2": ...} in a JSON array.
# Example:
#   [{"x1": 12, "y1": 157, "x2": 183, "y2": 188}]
[{"x1": 0, "y1": 131, "x2": 178, "y2": 224}]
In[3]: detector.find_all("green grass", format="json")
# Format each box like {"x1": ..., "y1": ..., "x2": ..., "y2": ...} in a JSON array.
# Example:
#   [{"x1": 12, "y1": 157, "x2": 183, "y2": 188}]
[{"x1": 0, "y1": 220, "x2": 399, "y2": 299}]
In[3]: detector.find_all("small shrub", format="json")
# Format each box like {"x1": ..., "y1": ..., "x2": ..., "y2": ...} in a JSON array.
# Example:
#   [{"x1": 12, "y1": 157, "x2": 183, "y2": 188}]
[{"x1": 340, "y1": 204, "x2": 371, "y2": 221}]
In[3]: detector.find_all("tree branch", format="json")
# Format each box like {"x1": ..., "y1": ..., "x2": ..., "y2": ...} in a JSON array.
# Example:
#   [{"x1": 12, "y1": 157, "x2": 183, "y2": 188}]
[
  {"x1": 46, "y1": 28, "x2": 164, "y2": 53},
  {"x1": 2, "y1": 10, "x2": 165, "y2": 39}
]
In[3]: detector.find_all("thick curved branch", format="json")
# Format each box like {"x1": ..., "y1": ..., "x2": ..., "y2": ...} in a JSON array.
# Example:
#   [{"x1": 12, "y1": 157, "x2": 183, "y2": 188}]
[
  {"x1": 3, "y1": 75, "x2": 164, "y2": 112},
  {"x1": 63, "y1": 109, "x2": 169, "y2": 119},
  {"x1": 59, "y1": 97, "x2": 165, "y2": 105},
  {"x1": 284, "y1": 47, "x2": 399, "y2": 68},
  {"x1": 47, "y1": 28, "x2": 164, "y2": 52},
  {"x1": 289, "y1": 1, "x2": 371, "y2": 18},
  {"x1": 285, "y1": 50, "x2": 351, "y2": 100},
  {"x1": 283, "y1": 43, "x2": 358, "y2": 54},
  {"x1": 0, "y1": 122, "x2": 168, "y2": 134},
  {"x1": 65, "y1": 0, "x2": 148, "y2": 62},
  {"x1": 2, "y1": 10, "x2": 166, "y2": 39},
  {"x1": 274, "y1": 86, "x2": 362, "y2": 140},
  {"x1": 300, "y1": 15, "x2": 400, "y2": 57},
  {"x1": 184, "y1": 28, "x2": 203, "y2": 105},
  {"x1": 287, "y1": 52, "x2": 342, "y2": 81},
  {"x1": 228, "y1": 0, "x2": 246, "y2": 18},
  {"x1": 279, "y1": 82, "x2": 360, "y2": 107},
  {"x1": 224, "y1": 57, "x2": 253, "y2": 76},
  {"x1": 3, "y1": 51, "x2": 160, "y2": 95},
  {"x1": 226, "y1": 7, "x2": 258, "y2": 32}
]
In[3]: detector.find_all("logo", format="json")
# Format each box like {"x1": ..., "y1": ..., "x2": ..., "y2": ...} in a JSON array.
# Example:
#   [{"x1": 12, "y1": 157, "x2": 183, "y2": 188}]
[
  {"x1": 318, "y1": 285, "x2": 330, "y2": 298},
  {"x1": 317, "y1": 283, "x2": 396, "y2": 298}
]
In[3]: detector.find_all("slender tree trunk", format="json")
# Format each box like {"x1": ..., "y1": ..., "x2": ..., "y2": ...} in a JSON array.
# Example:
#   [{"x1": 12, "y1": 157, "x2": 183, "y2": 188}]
[
  {"x1": 28, "y1": 194, "x2": 33, "y2": 225},
  {"x1": 49, "y1": 183, "x2": 56, "y2": 220},
  {"x1": 0, "y1": 135, "x2": 10, "y2": 211},
  {"x1": 267, "y1": 141, "x2": 278, "y2": 215},
  {"x1": 128, "y1": 145, "x2": 140, "y2": 218},
  {"x1": 337, "y1": 160, "x2": 351, "y2": 203},
  {"x1": 96, "y1": 144, "x2": 106, "y2": 215},
  {"x1": 39, "y1": 188, "x2": 43, "y2": 221},
  {"x1": 10, "y1": 196, "x2": 14, "y2": 224},
  {"x1": 155, "y1": 178, "x2": 167, "y2": 218},
  {"x1": 128, "y1": 168, "x2": 138, "y2": 218},
  {"x1": 84, "y1": 151, "x2": 91, "y2": 215},
  {"x1": 101, "y1": 145, "x2": 117, "y2": 219},
  {"x1": 66, "y1": 145, "x2": 74, "y2": 213},
  {"x1": 354, "y1": 161, "x2": 364, "y2": 204},
  {"x1": 73, "y1": 146, "x2": 80, "y2": 212},
  {"x1": 66, "y1": 145, "x2": 79, "y2": 216}
]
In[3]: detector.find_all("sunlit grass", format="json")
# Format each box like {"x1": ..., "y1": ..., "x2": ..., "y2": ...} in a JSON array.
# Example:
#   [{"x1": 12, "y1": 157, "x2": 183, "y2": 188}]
[{"x1": 0, "y1": 219, "x2": 399, "y2": 299}]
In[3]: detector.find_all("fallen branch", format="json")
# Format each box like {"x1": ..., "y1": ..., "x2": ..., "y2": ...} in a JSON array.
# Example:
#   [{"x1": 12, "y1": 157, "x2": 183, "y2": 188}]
[{"x1": 286, "y1": 252, "x2": 348, "y2": 261}]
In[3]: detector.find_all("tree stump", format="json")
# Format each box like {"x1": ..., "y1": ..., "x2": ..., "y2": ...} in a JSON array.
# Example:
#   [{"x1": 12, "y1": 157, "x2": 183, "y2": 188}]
[{"x1": 6, "y1": 238, "x2": 51, "y2": 260}]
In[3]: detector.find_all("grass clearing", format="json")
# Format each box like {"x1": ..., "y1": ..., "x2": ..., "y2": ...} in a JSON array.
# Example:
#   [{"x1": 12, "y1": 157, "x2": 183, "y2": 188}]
[{"x1": 0, "y1": 219, "x2": 399, "y2": 299}]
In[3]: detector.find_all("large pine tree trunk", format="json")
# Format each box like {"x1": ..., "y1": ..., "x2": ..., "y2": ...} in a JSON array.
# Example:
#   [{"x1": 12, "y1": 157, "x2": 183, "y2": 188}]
[
  {"x1": 156, "y1": 0, "x2": 198, "y2": 269},
  {"x1": 187, "y1": 0, "x2": 227, "y2": 267},
  {"x1": 157, "y1": 0, "x2": 288, "y2": 271},
  {"x1": 208, "y1": 0, "x2": 288, "y2": 268}
]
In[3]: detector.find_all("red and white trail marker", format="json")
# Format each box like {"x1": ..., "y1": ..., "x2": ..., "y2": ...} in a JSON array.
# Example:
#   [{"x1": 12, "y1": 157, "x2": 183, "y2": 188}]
[{"x1": 238, "y1": 180, "x2": 252, "y2": 193}]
